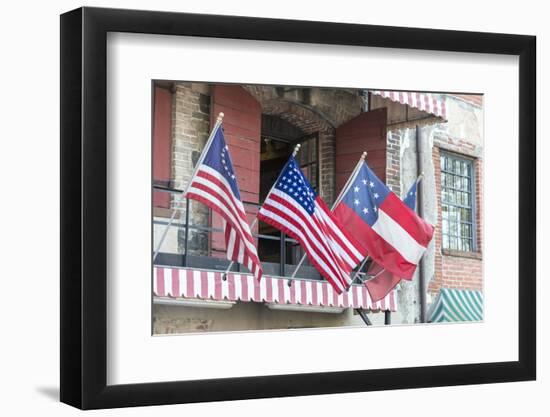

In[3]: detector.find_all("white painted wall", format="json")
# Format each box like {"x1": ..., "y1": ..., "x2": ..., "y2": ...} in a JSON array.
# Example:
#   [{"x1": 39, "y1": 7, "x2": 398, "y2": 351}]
[{"x1": 153, "y1": 302, "x2": 387, "y2": 333}]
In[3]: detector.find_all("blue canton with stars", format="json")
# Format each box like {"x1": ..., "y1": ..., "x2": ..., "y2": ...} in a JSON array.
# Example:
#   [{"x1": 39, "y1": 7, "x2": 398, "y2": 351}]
[
  {"x1": 274, "y1": 157, "x2": 317, "y2": 215},
  {"x1": 201, "y1": 127, "x2": 241, "y2": 199},
  {"x1": 341, "y1": 163, "x2": 390, "y2": 226},
  {"x1": 403, "y1": 180, "x2": 418, "y2": 211}
]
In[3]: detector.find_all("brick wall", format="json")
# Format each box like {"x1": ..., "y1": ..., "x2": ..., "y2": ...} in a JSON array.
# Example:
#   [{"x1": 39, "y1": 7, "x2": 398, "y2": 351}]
[
  {"x1": 439, "y1": 255, "x2": 483, "y2": 291},
  {"x1": 243, "y1": 86, "x2": 365, "y2": 205},
  {"x1": 243, "y1": 86, "x2": 363, "y2": 127},
  {"x1": 431, "y1": 146, "x2": 444, "y2": 293},
  {"x1": 428, "y1": 136, "x2": 483, "y2": 296},
  {"x1": 171, "y1": 82, "x2": 212, "y2": 255},
  {"x1": 476, "y1": 158, "x2": 483, "y2": 253},
  {"x1": 319, "y1": 129, "x2": 336, "y2": 204},
  {"x1": 386, "y1": 130, "x2": 401, "y2": 194},
  {"x1": 255, "y1": 98, "x2": 338, "y2": 205}
]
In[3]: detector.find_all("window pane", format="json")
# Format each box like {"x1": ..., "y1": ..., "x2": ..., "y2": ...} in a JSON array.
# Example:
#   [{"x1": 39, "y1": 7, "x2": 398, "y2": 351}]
[
  {"x1": 461, "y1": 223, "x2": 471, "y2": 239},
  {"x1": 448, "y1": 206, "x2": 458, "y2": 222},
  {"x1": 440, "y1": 153, "x2": 475, "y2": 251},
  {"x1": 450, "y1": 221, "x2": 458, "y2": 236},
  {"x1": 297, "y1": 135, "x2": 318, "y2": 189},
  {"x1": 460, "y1": 207, "x2": 471, "y2": 222},
  {"x1": 447, "y1": 189, "x2": 454, "y2": 204},
  {"x1": 462, "y1": 192, "x2": 468, "y2": 206},
  {"x1": 451, "y1": 237, "x2": 458, "y2": 250}
]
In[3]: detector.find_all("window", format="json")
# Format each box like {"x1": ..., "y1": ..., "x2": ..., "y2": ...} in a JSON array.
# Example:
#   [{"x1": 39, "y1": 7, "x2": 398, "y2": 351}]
[
  {"x1": 440, "y1": 152, "x2": 476, "y2": 252},
  {"x1": 295, "y1": 133, "x2": 319, "y2": 192}
]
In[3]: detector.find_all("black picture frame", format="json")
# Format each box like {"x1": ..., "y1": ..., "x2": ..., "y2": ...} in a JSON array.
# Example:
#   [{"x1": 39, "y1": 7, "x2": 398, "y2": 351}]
[{"x1": 60, "y1": 6, "x2": 536, "y2": 410}]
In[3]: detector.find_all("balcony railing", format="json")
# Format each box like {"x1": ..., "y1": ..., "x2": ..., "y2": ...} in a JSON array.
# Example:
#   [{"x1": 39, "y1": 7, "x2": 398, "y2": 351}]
[{"x1": 153, "y1": 185, "x2": 371, "y2": 282}]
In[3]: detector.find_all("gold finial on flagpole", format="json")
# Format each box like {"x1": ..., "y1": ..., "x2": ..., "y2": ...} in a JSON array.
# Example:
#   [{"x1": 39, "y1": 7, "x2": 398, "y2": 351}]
[
  {"x1": 292, "y1": 143, "x2": 301, "y2": 157},
  {"x1": 361, "y1": 151, "x2": 368, "y2": 160},
  {"x1": 217, "y1": 112, "x2": 225, "y2": 122}
]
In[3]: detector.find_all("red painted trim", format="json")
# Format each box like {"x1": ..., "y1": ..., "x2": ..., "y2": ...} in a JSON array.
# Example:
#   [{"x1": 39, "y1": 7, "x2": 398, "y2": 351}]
[
  {"x1": 335, "y1": 109, "x2": 387, "y2": 196},
  {"x1": 153, "y1": 86, "x2": 172, "y2": 209}
]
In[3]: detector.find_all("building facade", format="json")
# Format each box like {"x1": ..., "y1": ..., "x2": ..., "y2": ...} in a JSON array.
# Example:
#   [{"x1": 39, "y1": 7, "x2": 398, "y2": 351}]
[{"x1": 152, "y1": 82, "x2": 483, "y2": 332}]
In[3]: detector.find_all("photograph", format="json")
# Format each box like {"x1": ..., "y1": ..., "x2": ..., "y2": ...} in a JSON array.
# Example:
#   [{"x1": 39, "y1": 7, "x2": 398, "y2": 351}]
[
  {"x1": 151, "y1": 82, "x2": 484, "y2": 334},
  {"x1": 0, "y1": 0, "x2": 543, "y2": 413}
]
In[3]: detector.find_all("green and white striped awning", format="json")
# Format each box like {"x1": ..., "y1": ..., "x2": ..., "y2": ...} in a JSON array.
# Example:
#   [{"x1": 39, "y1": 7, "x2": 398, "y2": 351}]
[{"x1": 428, "y1": 288, "x2": 484, "y2": 323}]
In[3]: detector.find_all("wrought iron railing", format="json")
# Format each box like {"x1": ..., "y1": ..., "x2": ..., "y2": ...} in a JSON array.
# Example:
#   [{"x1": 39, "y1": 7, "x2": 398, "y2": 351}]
[{"x1": 153, "y1": 185, "x2": 328, "y2": 279}]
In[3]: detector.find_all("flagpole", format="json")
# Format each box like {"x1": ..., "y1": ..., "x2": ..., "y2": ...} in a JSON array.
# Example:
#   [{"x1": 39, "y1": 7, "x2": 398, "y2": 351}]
[
  {"x1": 222, "y1": 143, "x2": 302, "y2": 280},
  {"x1": 332, "y1": 151, "x2": 369, "y2": 208},
  {"x1": 153, "y1": 112, "x2": 225, "y2": 262},
  {"x1": 287, "y1": 151, "x2": 368, "y2": 285},
  {"x1": 348, "y1": 256, "x2": 371, "y2": 285}
]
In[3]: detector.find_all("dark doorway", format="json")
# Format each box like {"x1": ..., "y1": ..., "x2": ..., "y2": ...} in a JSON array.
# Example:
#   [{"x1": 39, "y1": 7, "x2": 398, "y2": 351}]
[{"x1": 258, "y1": 114, "x2": 320, "y2": 276}]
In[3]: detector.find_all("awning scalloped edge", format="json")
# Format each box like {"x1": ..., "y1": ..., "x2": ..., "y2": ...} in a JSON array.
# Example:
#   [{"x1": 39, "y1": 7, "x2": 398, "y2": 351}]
[{"x1": 153, "y1": 266, "x2": 397, "y2": 312}]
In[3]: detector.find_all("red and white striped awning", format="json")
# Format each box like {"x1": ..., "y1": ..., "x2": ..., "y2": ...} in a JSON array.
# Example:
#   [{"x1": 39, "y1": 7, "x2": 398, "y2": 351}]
[
  {"x1": 154, "y1": 266, "x2": 397, "y2": 311},
  {"x1": 370, "y1": 90, "x2": 447, "y2": 120}
]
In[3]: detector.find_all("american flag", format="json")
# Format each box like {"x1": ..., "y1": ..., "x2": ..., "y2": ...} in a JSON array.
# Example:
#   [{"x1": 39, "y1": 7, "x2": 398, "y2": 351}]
[
  {"x1": 258, "y1": 156, "x2": 366, "y2": 293},
  {"x1": 185, "y1": 125, "x2": 263, "y2": 281}
]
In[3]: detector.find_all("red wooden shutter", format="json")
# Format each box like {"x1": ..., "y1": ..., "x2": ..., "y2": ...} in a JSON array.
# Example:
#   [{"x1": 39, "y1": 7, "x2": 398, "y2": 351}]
[
  {"x1": 210, "y1": 85, "x2": 262, "y2": 257},
  {"x1": 152, "y1": 86, "x2": 172, "y2": 210},
  {"x1": 335, "y1": 108, "x2": 387, "y2": 196}
]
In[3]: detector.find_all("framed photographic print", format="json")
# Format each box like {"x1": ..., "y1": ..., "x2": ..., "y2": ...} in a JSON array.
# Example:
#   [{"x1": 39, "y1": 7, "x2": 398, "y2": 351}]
[{"x1": 60, "y1": 6, "x2": 536, "y2": 409}]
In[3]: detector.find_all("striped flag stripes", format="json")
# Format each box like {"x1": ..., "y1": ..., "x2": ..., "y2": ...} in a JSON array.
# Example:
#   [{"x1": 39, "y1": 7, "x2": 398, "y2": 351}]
[
  {"x1": 184, "y1": 124, "x2": 263, "y2": 281},
  {"x1": 258, "y1": 156, "x2": 367, "y2": 294}
]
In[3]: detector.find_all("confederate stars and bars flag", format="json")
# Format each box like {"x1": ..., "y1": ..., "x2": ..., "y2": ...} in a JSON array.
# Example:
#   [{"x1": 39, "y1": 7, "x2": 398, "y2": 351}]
[
  {"x1": 184, "y1": 121, "x2": 263, "y2": 281},
  {"x1": 258, "y1": 155, "x2": 366, "y2": 294},
  {"x1": 333, "y1": 160, "x2": 434, "y2": 283},
  {"x1": 364, "y1": 178, "x2": 424, "y2": 301}
]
